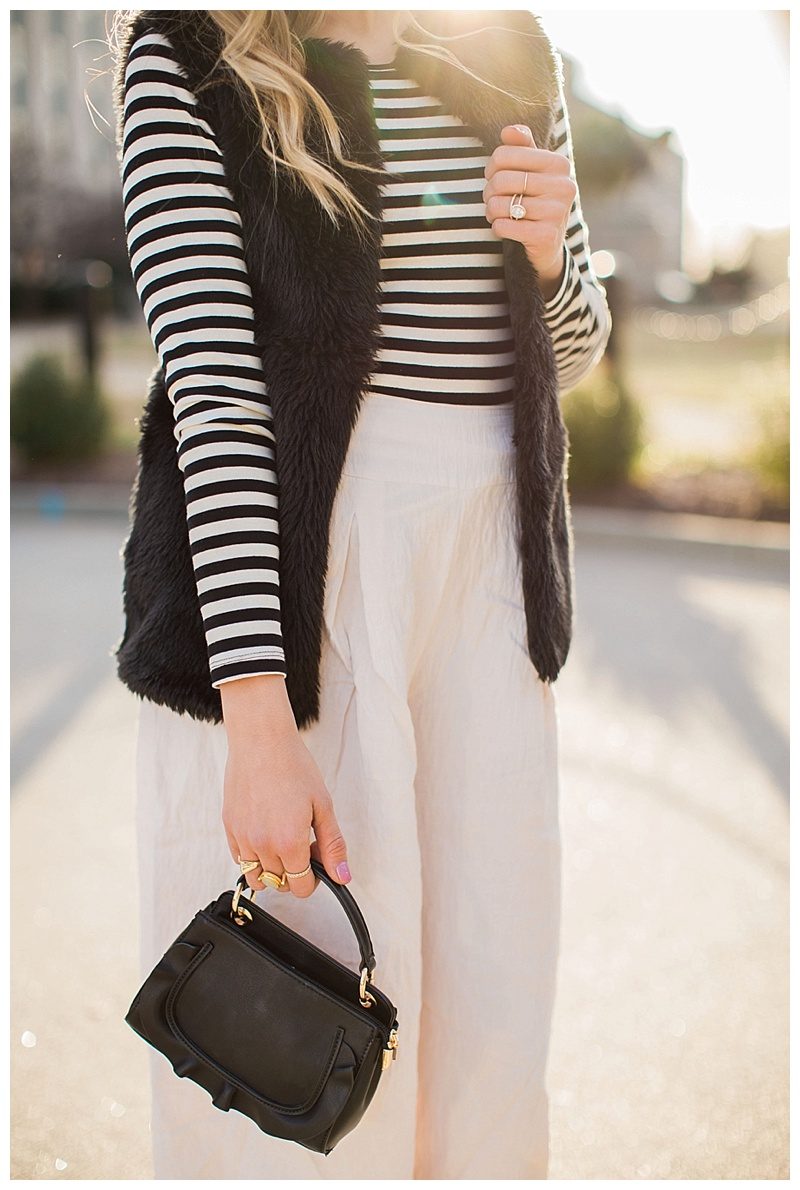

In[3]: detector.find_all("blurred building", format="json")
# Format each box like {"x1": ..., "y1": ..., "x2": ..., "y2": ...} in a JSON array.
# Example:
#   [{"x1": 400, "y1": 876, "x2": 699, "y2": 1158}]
[
  {"x1": 742, "y1": 227, "x2": 790, "y2": 294},
  {"x1": 10, "y1": 9, "x2": 123, "y2": 289},
  {"x1": 562, "y1": 55, "x2": 685, "y2": 304}
]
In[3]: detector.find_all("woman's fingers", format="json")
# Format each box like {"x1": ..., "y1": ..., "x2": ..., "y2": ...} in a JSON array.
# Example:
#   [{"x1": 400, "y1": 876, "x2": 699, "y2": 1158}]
[
  {"x1": 229, "y1": 834, "x2": 321, "y2": 898},
  {"x1": 230, "y1": 830, "x2": 318, "y2": 899},
  {"x1": 237, "y1": 830, "x2": 318, "y2": 899}
]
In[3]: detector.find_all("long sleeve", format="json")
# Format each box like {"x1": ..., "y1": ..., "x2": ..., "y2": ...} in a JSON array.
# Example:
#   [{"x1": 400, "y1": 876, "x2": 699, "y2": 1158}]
[
  {"x1": 119, "y1": 30, "x2": 286, "y2": 689},
  {"x1": 540, "y1": 70, "x2": 612, "y2": 394}
]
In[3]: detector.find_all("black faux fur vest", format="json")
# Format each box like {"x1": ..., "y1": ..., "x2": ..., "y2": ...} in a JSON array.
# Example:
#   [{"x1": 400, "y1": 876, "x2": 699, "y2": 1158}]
[{"x1": 112, "y1": 8, "x2": 575, "y2": 727}]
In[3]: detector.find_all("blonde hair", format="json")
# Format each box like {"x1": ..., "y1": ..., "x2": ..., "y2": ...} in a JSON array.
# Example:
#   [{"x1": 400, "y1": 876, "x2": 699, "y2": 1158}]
[{"x1": 109, "y1": 10, "x2": 542, "y2": 241}]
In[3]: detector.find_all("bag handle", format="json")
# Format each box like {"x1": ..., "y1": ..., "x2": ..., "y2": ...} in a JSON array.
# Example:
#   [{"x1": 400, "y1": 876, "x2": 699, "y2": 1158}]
[{"x1": 233, "y1": 858, "x2": 378, "y2": 1003}]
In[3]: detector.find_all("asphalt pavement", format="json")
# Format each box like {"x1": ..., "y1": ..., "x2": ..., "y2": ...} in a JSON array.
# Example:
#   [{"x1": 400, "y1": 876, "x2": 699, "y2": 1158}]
[{"x1": 10, "y1": 508, "x2": 789, "y2": 1179}]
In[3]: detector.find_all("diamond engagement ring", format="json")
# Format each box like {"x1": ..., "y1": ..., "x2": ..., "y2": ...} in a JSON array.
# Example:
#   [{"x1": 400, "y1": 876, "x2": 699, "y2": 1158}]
[
  {"x1": 510, "y1": 170, "x2": 529, "y2": 220},
  {"x1": 510, "y1": 193, "x2": 526, "y2": 220}
]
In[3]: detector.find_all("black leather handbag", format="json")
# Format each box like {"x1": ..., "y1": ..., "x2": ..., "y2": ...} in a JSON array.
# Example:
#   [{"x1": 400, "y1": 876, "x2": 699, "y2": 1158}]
[{"x1": 124, "y1": 858, "x2": 400, "y2": 1155}]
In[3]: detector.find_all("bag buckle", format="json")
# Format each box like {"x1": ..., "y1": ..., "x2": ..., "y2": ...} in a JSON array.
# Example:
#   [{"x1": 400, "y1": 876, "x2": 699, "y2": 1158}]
[
  {"x1": 382, "y1": 1027, "x2": 399, "y2": 1069},
  {"x1": 231, "y1": 877, "x2": 258, "y2": 926},
  {"x1": 359, "y1": 965, "x2": 377, "y2": 1008}
]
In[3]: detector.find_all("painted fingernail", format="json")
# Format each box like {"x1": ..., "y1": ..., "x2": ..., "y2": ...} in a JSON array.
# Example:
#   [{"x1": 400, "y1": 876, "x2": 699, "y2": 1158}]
[{"x1": 336, "y1": 861, "x2": 351, "y2": 883}]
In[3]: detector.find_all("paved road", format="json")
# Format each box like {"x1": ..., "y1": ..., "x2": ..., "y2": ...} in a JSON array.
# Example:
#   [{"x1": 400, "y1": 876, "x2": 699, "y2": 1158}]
[{"x1": 10, "y1": 512, "x2": 789, "y2": 1179}]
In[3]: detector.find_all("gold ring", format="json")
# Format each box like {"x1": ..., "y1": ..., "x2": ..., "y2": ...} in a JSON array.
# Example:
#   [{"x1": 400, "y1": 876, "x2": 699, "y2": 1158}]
[
  {"x1": 283, "y1": 863, "x2": 312, "y2": 880},
  {"x1": 237, "y1": 855, "x2": 261, "y2": 875},
  {"x1": 259, "y1": 869, "x2": 287, "y2": 890}
]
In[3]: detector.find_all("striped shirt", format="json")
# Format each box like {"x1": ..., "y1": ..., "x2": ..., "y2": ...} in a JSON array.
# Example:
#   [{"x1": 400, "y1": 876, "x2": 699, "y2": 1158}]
[
  {"x1": 365, "y1": 57, "x2": 608, "y2": 403},
  {"x1": 119, "y1": 31, "x2": 611, "y2": 690}
]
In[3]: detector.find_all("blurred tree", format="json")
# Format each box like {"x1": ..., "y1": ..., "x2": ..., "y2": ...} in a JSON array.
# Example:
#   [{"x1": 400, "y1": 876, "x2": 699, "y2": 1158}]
[
  {"x1": 562, "y1": 362, "x2": 644, "y2": 492},
  {"x1": 562, "y1": 56, "x2": 652, "y2": 197},
  {"x1": 10, "y1": 354, "x2": 110, "y2": 464},
  {"x1": 10, "y1": 138, "x2": 49, "y2": 315},
  {"x1": 569, "y1": 105, "x2": 651, "y2": 195},
  {"x1": 750, "y1": 399, "x2": 789, "y2": 503},
  {"x1": 692, "y1": 263, "x2": 755, "y2": 304}
]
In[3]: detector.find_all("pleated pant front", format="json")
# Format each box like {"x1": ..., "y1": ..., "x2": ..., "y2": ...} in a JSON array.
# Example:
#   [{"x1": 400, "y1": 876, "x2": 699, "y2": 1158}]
[{"x1": 134, "y1": 391, "x2": 563, "y2": 1179}]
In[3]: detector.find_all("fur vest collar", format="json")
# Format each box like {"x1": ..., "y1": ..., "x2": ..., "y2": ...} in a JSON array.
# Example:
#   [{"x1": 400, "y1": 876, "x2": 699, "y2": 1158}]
[{"x1": 112, "y1": 9, "x2": 575, "y2": 727}]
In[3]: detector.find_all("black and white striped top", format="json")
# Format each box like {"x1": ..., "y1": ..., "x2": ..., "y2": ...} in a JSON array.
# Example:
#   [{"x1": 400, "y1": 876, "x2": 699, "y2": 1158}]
[
  {"x1": 366, "y1": 59, "x2": 518, "y2": 404},
  {"x1": 119, "y1": 32, "x2": 611, "y2": 689}
]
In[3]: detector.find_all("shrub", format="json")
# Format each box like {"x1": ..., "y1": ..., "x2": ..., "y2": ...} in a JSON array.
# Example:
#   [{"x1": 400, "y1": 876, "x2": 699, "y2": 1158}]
[
  {"x1": 562, "y1": 368, "x2": 644, "y2": 491},
  {"x1": 10, "y1": 353, "x2": 110, "y2": 463},
  {"x1": 749, "y1": 397, "x2": 789, "y2": 501}
]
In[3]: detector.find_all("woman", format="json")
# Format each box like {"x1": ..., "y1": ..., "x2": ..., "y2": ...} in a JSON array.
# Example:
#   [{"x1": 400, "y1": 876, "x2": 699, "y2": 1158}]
[{"x1": 112, "y1": 8, "x2": 611, "y2": 1179}]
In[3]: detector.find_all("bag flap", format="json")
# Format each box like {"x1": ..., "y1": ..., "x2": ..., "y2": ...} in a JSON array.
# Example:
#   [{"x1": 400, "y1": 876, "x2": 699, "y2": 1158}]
[{"x1": 166, "y1": 916, "x2": 377, "y2": 1114}]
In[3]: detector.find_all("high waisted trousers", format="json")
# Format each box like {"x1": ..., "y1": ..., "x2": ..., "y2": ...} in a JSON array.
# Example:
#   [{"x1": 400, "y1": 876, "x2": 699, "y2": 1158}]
[{"x1": 134, "y1": 391, "x2": 563, "y2": 1179}]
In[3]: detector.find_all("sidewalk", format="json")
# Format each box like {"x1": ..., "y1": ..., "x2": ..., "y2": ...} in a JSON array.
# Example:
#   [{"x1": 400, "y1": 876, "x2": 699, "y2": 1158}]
[
  {"x1": 10, "y1": 480, "x2": 790, "y2": 563},
  {"x1": 10, "y1": 510, "x2": 789, "y2": 1178}
]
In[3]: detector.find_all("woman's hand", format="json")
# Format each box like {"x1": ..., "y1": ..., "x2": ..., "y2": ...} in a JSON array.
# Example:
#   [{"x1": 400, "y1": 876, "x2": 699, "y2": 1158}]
[
  {"x1": 483, "y1": 123, "x2": 577, "y2": 300},
  {"x1": 220, "y1": 674, "x2": 352, "y2": 899}
]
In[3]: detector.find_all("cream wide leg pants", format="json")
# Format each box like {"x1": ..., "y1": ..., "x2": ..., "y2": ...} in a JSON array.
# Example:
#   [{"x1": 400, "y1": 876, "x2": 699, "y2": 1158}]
[{"x1": 134, "y1": 391, "x2": 563, "y2": 1179}]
